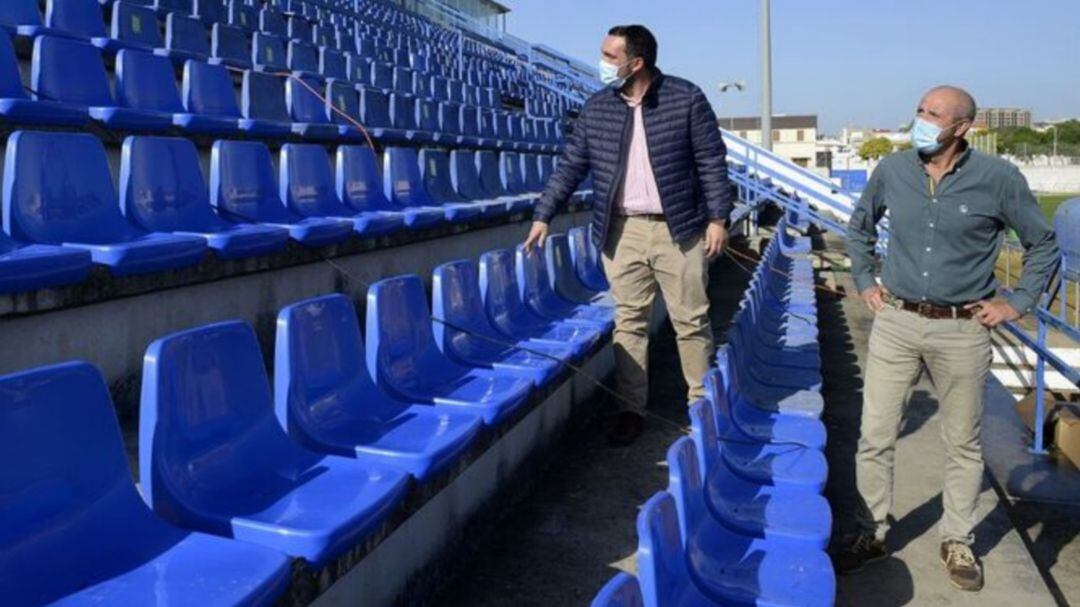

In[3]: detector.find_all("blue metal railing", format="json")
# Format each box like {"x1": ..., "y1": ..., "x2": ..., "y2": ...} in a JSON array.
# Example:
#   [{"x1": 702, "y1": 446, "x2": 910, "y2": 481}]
[{"x1": 727, "y1": 141, "x2": 1079, "y2": 455}]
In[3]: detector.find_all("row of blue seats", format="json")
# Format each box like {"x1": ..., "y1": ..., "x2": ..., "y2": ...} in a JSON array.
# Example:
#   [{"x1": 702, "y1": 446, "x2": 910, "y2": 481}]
[
  {"x1": 0, "y1": 232, "x2": 611, "y2": 605},
  {"x1": 591, "y1": 223, "x2": 837, "y2": 607},
  {"x1": 0, "y1": 34, "x2": 565, "y2": 152},
  {"x1": 0, "y1": 130, "x2": 587, "y2": 291}
]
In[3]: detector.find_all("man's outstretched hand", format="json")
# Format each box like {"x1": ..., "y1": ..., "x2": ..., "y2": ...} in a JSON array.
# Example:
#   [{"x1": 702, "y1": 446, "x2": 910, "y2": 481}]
[
  {"x1": 860, "y1": 285, "x2": 889, "y2": 313},
  {"x1": 523, "y1": 221, "x2": 550, "y2": 254},
  {"x1": 964, "y1": 298, "x2": 1020, "y2": 328}
]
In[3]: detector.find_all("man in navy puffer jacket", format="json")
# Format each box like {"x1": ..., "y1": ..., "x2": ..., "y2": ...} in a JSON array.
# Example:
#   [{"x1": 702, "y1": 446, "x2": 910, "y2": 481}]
[{"x1": 524, "y1": 25, "x2": 737, "y2": 446}]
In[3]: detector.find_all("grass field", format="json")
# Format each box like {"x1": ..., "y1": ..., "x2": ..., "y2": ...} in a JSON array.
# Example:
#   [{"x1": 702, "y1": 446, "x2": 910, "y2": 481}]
[{"x1": 1038, "y1": 193, "x2": 1079, "y2": 221}]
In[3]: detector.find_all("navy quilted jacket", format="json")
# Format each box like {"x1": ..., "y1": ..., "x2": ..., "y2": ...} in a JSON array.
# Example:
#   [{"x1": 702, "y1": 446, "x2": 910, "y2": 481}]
[{"x1": 533, "y1": 70, "x2": 736, "y2": 248}]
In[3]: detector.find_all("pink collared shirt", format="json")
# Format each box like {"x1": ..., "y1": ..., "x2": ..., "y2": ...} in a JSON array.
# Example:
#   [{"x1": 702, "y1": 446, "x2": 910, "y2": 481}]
[{"x1": 614, "y1": 96, "x2": 664, "y2": 216}]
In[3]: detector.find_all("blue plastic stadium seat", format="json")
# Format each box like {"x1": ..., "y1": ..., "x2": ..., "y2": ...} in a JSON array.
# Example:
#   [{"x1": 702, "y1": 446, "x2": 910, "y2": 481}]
[
  {"x1": 210, "y1": 22, "x2": 252, "y2": 69},
  {"x1": 100, "y1": 1, "x2": 163, "y2": 54},
  {"x1": 253, "y1": 32, "x2": 287, "y2": 72},
  {"x1": 691, "y1": 395, "x2": 827, "y2": 492},
  {"x1": 568, "y1": 226, "x2": 610, "y2": 292},
  {"x1": 227, "y1": 1, "x2": 257, "y2": 31},
  {"x1": 3, "y1": 131, "x2": 207, "y2": 275},
  {"x1": 114, "y1": 49, "x2": 194, "y2": 124},
  {"x1": 275, "y1": 294, "x2": 484, "y2": 481},
  {"x1": 258, "y1": 8, "x2": 286, "y2": 38},
  {"x1": 286, "y1": 15, "x2": 310, "y2": 43},
  {"x1": 433, "y1": 259, "x2": 571, "y2": 386},
  {"x1": 158, "y1": 12, "x2": 209, "y2": 65},
  {"x1": 238, "y1": 69, "x2": 293, "y2": 136},
  {"x1": 175, "y1": 59, "x2": 245, "y2": 134},
  {"x1": 0, "y1": 361, "x2": 292, "y2": 606},
  {"x1": 312, "y1": 25, "x2": 334, "y2": 49},
  {"x1": 384, "y1": 147, "x2": 481, "y2": 224},
  {"x1": 479, "y1": 249, "x2": 603, "y2": 360},
  {"x1": 420, "y1": 149, "x2": 505, "y2": 218},
  {"x1": 287, "y1": 40, "x2": 319, "y2": 77},
  {"x1": 280, "y1": 143, "x2": 403, "y2": 237},
  {"x1": 0, "y1": 32, "x2": 86, "y2": 126},
  {"x1": 346, "y1": 53, "x2": 371, "y2": 86},
  {"x1": 522, "y1": 154, "x2": 547, "y2": 193},
  {"x1": 210, "y1": 140, "x2": 353, "y2": 246},
  {"x1": 392, "y1": 66, "x2": 414, "y2": 95},
  {"x1": 718, "y1": 343, "x2": 824, "y2": 419},
  {"x1": 120, "y1": 136, "x2": 289, "y2": 259},
  {"x1": 44, "y1": 0, "x2": 108, "y2": 43},
  {"x1": 2, "y1": 0, "x2": 64, "y2": 39},
  {"x1": 477, "y1": 150, "x2": 534, "y2": 212},
  {"x1": 371, "y1": 62, "x2": 394, "y2": 91},
  {"x1": 516, "y1": 246, "x2": 615, "y2": 331},
  {"x1": 148, "y1": 0, "x2": 192, "y2": 16},
  {"x1": 33, "y1": 36, "x2": 174, "y2": 131},
  {"x1": 366, "y1": 275, "x2": 534, "y2": 425},
  {"x1": 0, "y1": 232, "x2": 92, "y2": 293},
  {"x1": 417, "y1": 97, "x2": 441, "y2": 140},
  {"x1": 501, "y1": 152, "x2": 539, "y2": 202},
  {"x1": 140, "y1": 321, "x2": 411, "y2": 567},
  {"x1": 687, "y1": 400, "x2": 831, "y2": 547},
  {"x1": 325, "y1": 79, "x2": 365, "y2": 139},
  {"x1": 192, "y1": 0, "x2": 223, "y2": 24},
  {"x1": 449, "y1": 149, "x2": 523, "y2": 216},
  {"x1": 664, "y1": 440, "x2": 835, "y2": 606},
  {"x1": 321, "y1": 47, "x2": 347, "y2": 80},
  {"x1": 335, "y1": 145, "x2": 446, "y2": 230},
  {"x1": 635, "y1": 491, "x2": 724, "y2": 607},
  {"x1": 591, "y1": 573, "x2": 644, "y2": 607},
  {"x1": 285, "y1": 76, "x2": 345, "y2": 139},
  {"x1": 389, "y1": 93, "x2": 429, "y2": 141},
  {"x1": 706, "y1": 365, "x2": 826, "y2": 450},
  {"x1": 545, "y1": 233, "x2": 608, "y2": 305}
]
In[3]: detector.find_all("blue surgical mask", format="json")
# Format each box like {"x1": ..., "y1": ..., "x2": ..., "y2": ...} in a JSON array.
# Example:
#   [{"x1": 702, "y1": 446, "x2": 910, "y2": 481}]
[
  {"x1": 910, "y1": 117, "x2": 955, "y2": 154},
  {"x1": 598, "y1": 59, "x2": 630, "y2": 88}
]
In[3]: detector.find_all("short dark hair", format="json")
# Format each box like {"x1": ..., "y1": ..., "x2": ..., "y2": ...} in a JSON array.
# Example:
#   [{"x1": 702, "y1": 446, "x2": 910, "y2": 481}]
[{"x1": 608, "y1": 25, "x2": 657, "y2": 70}]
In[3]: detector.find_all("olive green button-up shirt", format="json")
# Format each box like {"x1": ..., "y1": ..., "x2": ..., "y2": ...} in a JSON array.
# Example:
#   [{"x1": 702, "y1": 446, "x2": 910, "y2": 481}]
[{"x1": 846, "y1": 147, "x2": 1060, "y2": 313}]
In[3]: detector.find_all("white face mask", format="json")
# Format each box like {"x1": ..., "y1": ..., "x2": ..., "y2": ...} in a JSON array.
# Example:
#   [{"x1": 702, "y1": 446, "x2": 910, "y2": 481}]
[{"x1": 598, "y1": 59, "x2": 631, "y2": 88}]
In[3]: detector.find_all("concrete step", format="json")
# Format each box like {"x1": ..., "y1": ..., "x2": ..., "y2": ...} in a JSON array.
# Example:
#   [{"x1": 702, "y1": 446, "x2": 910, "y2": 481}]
[{"x1": 990, "y1": 339, "x2": 1080, "y2": 399}]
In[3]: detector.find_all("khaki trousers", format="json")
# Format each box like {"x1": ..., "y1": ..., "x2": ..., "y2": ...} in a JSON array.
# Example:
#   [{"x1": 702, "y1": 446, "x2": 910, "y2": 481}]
[
  {"x1": 855, "y1": 305, "x2": 992, "y2": 545},
  {"x1": 600, "y1": 216, "x2": 714, "y2": 415}
]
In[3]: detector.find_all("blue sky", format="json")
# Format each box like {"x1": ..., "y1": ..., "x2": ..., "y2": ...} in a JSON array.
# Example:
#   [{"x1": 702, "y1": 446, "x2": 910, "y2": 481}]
[{"x1": 503, "y1": 0, "x2": 1080, "y2": 134}]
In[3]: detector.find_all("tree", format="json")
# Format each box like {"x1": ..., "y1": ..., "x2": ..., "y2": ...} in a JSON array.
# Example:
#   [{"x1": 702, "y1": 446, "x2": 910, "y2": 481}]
[
  {"x1": 858, "y1": 137, "x2": 894, "y2": 160},
  {"x1": 894, "y1": 141, "x2": 913, "y2": 152}
]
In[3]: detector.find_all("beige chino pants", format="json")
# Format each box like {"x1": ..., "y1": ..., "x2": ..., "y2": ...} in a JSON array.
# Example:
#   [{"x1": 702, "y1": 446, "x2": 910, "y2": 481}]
[{"x1": 600, "y1": 215, "x2": 714, "y2": 416}]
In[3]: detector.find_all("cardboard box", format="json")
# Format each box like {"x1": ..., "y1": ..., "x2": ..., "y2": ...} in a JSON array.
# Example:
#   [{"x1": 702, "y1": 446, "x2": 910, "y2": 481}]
[
  {"x1": 1015, "y1": 390, "x2": 1060, "y2": 434},
  {"x1": 1054, "y1": 404, "x2": 1080, "y2": 468}
]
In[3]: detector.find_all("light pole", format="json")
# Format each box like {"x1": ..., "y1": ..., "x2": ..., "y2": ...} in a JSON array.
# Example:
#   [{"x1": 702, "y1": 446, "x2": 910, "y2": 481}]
[
  {"x1": 760, "y1": 0, "x2": 772, "y2": 151},
  {"x1": 717, "y1": 80, "x2": 745, "y2": 132}
]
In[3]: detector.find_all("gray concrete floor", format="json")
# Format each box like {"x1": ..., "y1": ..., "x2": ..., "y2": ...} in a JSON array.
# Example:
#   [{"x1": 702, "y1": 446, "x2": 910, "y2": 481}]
[{"x1": 433, "y1": 229, "x2": 1063, "y2": 607}]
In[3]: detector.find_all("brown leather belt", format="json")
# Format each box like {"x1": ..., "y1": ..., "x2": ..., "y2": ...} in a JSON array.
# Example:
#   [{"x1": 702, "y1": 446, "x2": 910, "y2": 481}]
[
  {"x1": 617, "y1": 213, "x2": 666, "y2": 222},
  {"x1": 896, "y1": 299, "x2": 975, "y2": 320}
]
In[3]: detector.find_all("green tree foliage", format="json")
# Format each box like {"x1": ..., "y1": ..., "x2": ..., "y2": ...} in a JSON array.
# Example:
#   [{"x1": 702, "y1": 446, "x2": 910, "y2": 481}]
[
  {"x1": 992, "y1": 120, "x2": 1080, "y2": 154},
  {"x1": 858, "y1": 137, "x2": 894, "y2": 160}
]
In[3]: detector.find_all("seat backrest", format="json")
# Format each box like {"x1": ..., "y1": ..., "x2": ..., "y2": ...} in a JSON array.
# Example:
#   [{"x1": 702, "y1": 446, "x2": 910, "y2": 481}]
[
  {"x1": 345, "y1": 52, "x2": 370, "y2": 85},
  {"x1": 45, "y1": 0, "x2": 106, "y2": 39},
  {"x1": 419, "y1": 149, "x2": 464, "y2": 203},
  {"x1": 539, "y1": 155, "x2": 555, "y2": 182},
  {"x1": 590, "y1": 573, "x2": 644, "y2": 607},
  {"x1": 495, "y1": 111, "x2": 512, "y2": 140},
  {"x1": 478, "y1": 248, "x2": 532, "y2": 326},
  {"x1": 635, "y1": 491, "x2": 692, "y2": 607},
  {"x1": 479, "y1": 109, "x2": 497, "y2": 138},
  {"x1": 212, "y1": 22, "x2": 248, "y2": 63},
  {"x1": 450, "y1": 149, "x2": 490, "y2": 201},
  {"x1": 287, "y1": 40, "x2": 318, "y2": 73},
  {"x1": 285, "y1": 76, "x2": 328, "y2": 124},
  {"x1": 440, "y1": 101, "x2": 461, "y2": 135},
  {"x1": 360, "y1": 87, "x2": 391, "y2": 128},
  {"x1": 3, "y1": 130, "x2": 136, "y2": 244},
  {"x1": 228, "y1": 1, "x2": 257, "y2": 30},
  {"x1": 165, "y1": 13, "x2": 210, "y2": 57},
  {"x1": 241, "y1": 70, "x2": 289, "y2": 122},
  {"x1": 258, "y1": 7, "x2": 286, "y2": 37},
  {"x1": 392, "y1": 66, "x2": 413, "y2": 94},
  {"x1": 500, "y1": 152, "x2": 527, "y2": 195},
  {"x1": 209, "y1": 139, "x2": 292, "y2": 223},
  {"x1": 286, "y1": 15, "x2": 310, "y2": 41},
  {"x1": 115, "y1": 49, "x2": 185, "y2": 113},
  {"x1": 252, "y1": 32, "x2": 286, "y2": 70},
  {"x1": 336, "y1": 145, "x2": 393, "y2": 212},
  {"x1": 666, "y1": 436, "x2": 708, "y2": 547},
  {"x1": 312, "y1": 24, "x2": 334, "y2": 49},
  {"x1": 523, "y1": 154, "x2": 544, "y2": 191},
  {"x1": 389, "y1": 93, "x2": 416, "y2": 130},
  {"x1": 0, "y1": 32, "x2": 29, "y2": 101},
  {"x1": 384, "y1": 146, "x2": 434, "y2": 207},
  {"x1": 432, "y1": 258, "x2": 502, "y2": 348},
  {"x1": 193, "y1": 0, "x2": 224, "y2": 23},
  {"x1": 460, "y1": 104, "x2": 479, "y2": 136},
  {"x1": 279, "y1": 143, "x2": 350, "y2": 217},
  {"x1": 139, "y1": 321, "x2": 315, "y2": 530},
  {"x1": 120, "y1": 135, "x2": 223, "y2": 233},
  {"x1": 0, "y1": 361, "x2": 149, "y2": 605},
  {"x1": 320, "y1": 47, "x2": 346, "y2": 80},
  {"x1": 110, "y1": 1, "x2": 163, "y2": 50},
  {"x1": 365, "y1": 274, "x2": 450, "y2": 387},
  {"x1": 326, "y1": 79, "x2": 360, "y2": 126},
  {"x1": 447, "y1": 78, "x2": 464, "y2": 103},
  {"x1": 687, "y1": 399, "x2": 722, "y2": 486},
  {"x1": 429, "y1": 75, "x2": 448, "y2": 101},
  {"x1": 275, "y1": 293, "x2": 399, "y2": 437},
  {"x1": 477, "y1": 150, "x2": 508, "y2": 198},
  {"x1": 371, "y1": 62, "x2": 394, "y2": 90},
  {"x1": 0, "y1": 0, "x2": 44, "y2": 30},
  {"x1": 182, "y1": 60, "x2": 240, "y2": 117},
  {"x1": 32, "y1": 35, "x2": 113, "y2": 107},
  {"x1": 417, "y1": 97, "x2": 439, "y2": 132}
]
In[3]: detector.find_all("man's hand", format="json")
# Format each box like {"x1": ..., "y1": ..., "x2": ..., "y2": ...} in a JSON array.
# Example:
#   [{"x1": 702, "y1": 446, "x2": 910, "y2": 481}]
[
  {"x1": 860, "y1": 285, "x2": 890, "y2": 313},
  {"x1": 523, "y1": 221, "x2": 550, "y2": 254},
  {"x1": 965, "y1": 298, "x2": 1020, "y2": 328},
  {"x1": 705, "y1": 220, "x2": 727, "y2": 260}
]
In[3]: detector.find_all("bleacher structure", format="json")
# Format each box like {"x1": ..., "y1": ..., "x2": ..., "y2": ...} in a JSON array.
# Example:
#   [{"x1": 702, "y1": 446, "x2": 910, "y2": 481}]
[{"x1": 0, "y1": 1, "x2": 850, "y2": 606}]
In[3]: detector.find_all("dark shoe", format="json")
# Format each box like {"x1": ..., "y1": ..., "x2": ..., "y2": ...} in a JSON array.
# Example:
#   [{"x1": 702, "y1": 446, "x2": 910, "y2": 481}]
[
  {"x1": 608, "y1": 412, "x2": 645, "y2": 447},
  {"x1": 941, "y1": 541, "x2": 983, "y2": 591},
  {"x1": 832, "y1": 534, "x2": 889, "y2": 575}
]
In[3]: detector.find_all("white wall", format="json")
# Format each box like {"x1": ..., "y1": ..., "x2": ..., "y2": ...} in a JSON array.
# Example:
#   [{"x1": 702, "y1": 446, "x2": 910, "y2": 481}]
[{"x1": 1019, "y1": 166, "x2": 1080, "y2": 194}]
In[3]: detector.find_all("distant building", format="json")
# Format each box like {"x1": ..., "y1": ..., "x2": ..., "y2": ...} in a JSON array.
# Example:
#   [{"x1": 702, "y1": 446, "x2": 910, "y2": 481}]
[
  {"x1": 974, "y1": 107, "x2": 1032, "y2": 129},
  {"x1": 719, "y1": 115, "x2": 821, "y2": 172}
]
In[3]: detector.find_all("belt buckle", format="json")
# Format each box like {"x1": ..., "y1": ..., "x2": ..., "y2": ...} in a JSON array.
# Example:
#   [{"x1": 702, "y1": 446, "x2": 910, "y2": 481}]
[{"x1": 917, "y1": 302, "x2": 933, "y2": 316}]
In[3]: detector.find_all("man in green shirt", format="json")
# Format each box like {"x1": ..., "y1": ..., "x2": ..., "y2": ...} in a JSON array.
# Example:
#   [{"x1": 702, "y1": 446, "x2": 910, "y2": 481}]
[{"x1": 838, "y1": 85, "x2": 1060, "y2": 591}]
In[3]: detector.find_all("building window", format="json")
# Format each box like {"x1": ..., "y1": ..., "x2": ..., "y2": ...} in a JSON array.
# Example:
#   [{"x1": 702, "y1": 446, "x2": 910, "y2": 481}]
[
  {"x1": 772, "y1": 130, "x2": 780, "y2": 142},
  {"x1": 797, "y1": 129, "x2": 805, "y2": 142}
]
